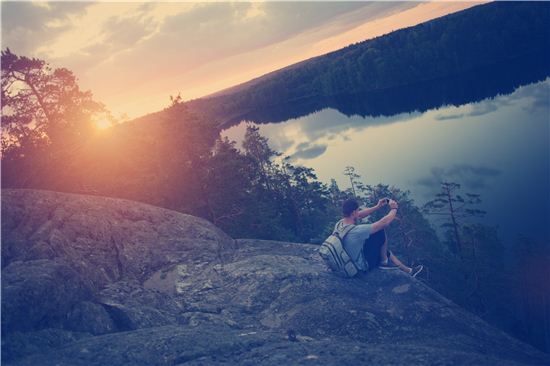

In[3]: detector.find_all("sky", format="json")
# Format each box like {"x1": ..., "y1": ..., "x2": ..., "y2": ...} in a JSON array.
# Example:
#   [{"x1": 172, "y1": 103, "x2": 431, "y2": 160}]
[{"x1": 1, "y1": 1, "x2": 483, "y2": 120}]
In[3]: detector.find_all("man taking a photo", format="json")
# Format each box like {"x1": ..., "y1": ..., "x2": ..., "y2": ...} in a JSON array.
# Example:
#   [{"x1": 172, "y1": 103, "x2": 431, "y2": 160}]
[{"x1": 336, "y1": 198, "x2": 423, "y2": 277}]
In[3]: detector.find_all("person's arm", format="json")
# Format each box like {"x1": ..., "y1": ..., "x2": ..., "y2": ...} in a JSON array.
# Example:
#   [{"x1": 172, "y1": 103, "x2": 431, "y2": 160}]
[
  {"x1": 370, "y1": 200, "x2": 398, "y2": 233},
  {"x1": 357, "y1": 198, "x2": 388, "y2": 219}
]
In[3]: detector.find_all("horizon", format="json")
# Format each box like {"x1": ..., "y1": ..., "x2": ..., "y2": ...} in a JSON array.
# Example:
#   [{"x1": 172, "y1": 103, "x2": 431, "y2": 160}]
[{"x1": 1, "y1": 1, "x2": 484, "y2": 120}]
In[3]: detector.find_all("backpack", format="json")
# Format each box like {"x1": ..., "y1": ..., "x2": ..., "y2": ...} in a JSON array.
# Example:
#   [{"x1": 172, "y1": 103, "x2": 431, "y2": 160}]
[{"x1": 318, "y1": 220, "x2": 362, "y2": 277}]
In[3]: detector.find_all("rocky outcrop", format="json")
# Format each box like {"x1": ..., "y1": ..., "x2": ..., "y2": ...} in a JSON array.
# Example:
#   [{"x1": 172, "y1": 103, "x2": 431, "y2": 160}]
[{"x1": 2, "y1": 189, "x2": 548, "y2": 365}]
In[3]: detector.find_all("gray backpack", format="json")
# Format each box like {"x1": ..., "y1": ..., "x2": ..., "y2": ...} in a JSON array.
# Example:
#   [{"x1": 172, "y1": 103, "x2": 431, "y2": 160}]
[{"x1": 318, "y1": 221, "x2": 361, "y2": 277}]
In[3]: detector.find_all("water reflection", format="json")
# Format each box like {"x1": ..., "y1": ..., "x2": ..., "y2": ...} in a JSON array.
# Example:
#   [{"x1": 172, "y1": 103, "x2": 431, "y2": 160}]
[
  {"x1": 221, "y1": 56, "x2": 549, "y2": 128},
  {"x1": 223, "y1": 79, "x2": 550, "y2": 244}
]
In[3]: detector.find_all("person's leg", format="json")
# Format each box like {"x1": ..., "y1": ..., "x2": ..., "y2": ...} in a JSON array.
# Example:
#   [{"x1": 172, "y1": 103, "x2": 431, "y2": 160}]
[
  {"x1": 368, "y1": 230, "x2": 424, "y2": 276},
  {"x1": 387, "y1": 251, "x2": 412, "y2": 274},
  {"x1": 388, "y1": 252, "x2": 424, "y2": 277},
  {"x1": 378, "y1": 232, "x2": 403, "y2": 270},
  {"x1": 363, "y1": 230, "x2": 386, "y2": 270},
  {"x1": 380, "y1": 233, "x2": 424, "y2": 276},
  {"x1": 379, "y1": 231, "x2": 390, "y2": 264}
]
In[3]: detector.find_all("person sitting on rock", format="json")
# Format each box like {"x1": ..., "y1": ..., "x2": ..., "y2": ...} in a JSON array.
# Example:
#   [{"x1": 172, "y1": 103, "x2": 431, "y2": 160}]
[{"x1": 337, "y1": 198, "x2": 423, "y2": 277}]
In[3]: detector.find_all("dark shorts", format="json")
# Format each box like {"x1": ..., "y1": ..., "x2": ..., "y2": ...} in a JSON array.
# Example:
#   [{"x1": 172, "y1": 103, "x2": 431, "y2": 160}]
[{"x1": 363, "y1": 229, "x2": 387, "y2": 270}]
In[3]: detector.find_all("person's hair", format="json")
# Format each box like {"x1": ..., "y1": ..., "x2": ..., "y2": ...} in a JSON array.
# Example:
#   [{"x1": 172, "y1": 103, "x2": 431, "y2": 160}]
[{"x1": 342, "y1": 198, "x2": 359, "y2": 217}]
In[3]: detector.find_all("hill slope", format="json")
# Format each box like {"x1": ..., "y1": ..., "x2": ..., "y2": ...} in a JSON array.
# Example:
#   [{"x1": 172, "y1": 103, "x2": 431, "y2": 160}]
[
  {"x1": 1, "y1": 189, "x2": 548, "y2": 365},
  {"x1": 176, "y1": 1, "x2": 549, "y2": 127}
]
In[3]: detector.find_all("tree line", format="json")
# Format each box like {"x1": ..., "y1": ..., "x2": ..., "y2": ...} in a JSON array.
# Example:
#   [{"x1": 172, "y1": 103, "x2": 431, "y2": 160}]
[{"x1": 185, "y1": 1, "x2": 550, "y2": 127}]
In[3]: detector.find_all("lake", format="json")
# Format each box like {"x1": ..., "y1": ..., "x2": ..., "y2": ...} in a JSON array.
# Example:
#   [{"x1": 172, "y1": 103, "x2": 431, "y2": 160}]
[{"x1": 223, "y1": 78, "x2": 550, "y2": 245}]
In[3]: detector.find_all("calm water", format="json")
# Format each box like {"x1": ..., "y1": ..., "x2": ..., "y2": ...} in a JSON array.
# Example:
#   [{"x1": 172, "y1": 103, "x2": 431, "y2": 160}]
[{"x1": 223, "y1": 79, "x2": 550, "y2": 245}]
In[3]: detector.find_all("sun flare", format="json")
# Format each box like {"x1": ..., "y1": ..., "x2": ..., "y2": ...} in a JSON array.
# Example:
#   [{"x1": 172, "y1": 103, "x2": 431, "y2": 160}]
[{"x1": 94, "y1": 119, "x2": 112, "y2": 130}]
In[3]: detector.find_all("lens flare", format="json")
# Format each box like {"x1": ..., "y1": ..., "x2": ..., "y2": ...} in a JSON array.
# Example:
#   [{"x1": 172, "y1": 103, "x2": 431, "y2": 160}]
[{"x1": 95, "y1": 119, "x2": 111, "y2": 130}]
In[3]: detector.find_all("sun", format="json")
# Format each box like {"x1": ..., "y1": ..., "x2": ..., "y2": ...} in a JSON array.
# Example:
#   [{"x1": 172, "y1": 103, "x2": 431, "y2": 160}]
[{"x1": 94, "y1": 119, "x2": 112, "y2": 130}]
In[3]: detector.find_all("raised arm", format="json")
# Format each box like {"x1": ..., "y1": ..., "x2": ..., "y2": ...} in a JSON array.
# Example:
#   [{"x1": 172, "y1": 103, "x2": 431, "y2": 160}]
[
  {"x1": 357, "y1": 198, "x2": 388, "y2": 219},
  {"x1": 370, "y1": 200, "x2": 399, "y2": 234}
]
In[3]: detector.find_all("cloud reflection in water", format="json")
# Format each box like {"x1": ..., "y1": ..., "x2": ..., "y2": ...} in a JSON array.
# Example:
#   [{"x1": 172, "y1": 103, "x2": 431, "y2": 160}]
[{"x1": 223, "y1": 79, "x2": 549, "y2": 244}]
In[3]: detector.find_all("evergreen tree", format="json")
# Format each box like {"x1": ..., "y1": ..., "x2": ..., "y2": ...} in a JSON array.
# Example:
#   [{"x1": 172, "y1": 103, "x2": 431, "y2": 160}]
[
  {"x1": 1, "y1": 48, "x2": 106, "y2": 188},
  {"x1": 201, "y1": 137, "x2": 254, "y2": 234},
  {"x1": 423, "y1": 182, "x2": 486, "y2": 259},
  {"x1": 421, "y1": 181, "x2": 515, "y2": 328},
  {"x1": 343, "y1": 166, "x2": 361, "y2": 198}
]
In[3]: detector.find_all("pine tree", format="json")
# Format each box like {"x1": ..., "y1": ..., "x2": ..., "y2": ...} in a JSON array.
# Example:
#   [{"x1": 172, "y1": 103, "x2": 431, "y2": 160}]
[{"x1": 422, "y1": 182, "x2": 486, "y2": 259}]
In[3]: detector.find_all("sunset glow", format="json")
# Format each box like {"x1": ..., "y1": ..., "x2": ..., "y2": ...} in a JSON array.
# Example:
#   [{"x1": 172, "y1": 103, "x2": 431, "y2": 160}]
[
  {"x1": 94, "y1": 119, "x2": 112, "y2": 130},
  {"x1": 2, "y1": 2, "x2": 483, "y2": 120}
]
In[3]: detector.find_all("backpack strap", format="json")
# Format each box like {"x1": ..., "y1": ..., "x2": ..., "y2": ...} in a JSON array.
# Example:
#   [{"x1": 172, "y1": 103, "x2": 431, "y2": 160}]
[{"x1": 334, "y1": 220, "x2": 356, "y2": 240}]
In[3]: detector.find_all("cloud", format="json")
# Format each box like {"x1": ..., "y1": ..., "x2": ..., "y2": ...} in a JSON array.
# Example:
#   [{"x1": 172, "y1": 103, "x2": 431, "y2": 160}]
[
  {"x1": 291, "y1": 144, "x2": 328, "y2": 160},
  {"x1": 466, "y1": 78, "x2": 550, "y2": 117},
  {"x1": 2, "y1": 1, "x2": 454, "y2": 118},
  {"x1": 416, "y1": 164, "x2": 501, "y2": 191},
  {"x1": 295, "y1": 142, "x2": 311, "y2": 151},
  {"x1": 434, "y1": 112, "x2": 465, "y2": 121},
  {"x1": 435, "y1": 98, "x2": 503, "y2": 121},
  {"x1": 433, "y1": 78, "x2": 549, "y2": 122},
  {"x1": 71, "y1": 12, "x2": 157, "y2": 67},
  {"x1": 102, "y1": 14, "x2": 155, "y2": 50},
  {"x1": 1, "y1": 2, "x2": 89, "y2": 31},
  {"x1": 256, "y1": 107, "x2": 421, "y2": 160},
  {"x1": 468, "y1": 100, "x2": 499, "y2": 117},
  {"x1": 1, "y1": 2, "x2": 91, "y2": 56},
  {"x1": 519, "y1": 78, "x2": 550, "y2": 112},
  {"x1": 434, "y1": 100, "x2": 498, "y2": 121},
  {"x1": 98, "y1": 2, "x2": 387, "y2": 78},
  {"x1": 68, "y1": 2, "x2": 417, "y2": 116},
  {"x1": 294, "y1": 107, "x2": 420, "y2": 144}
]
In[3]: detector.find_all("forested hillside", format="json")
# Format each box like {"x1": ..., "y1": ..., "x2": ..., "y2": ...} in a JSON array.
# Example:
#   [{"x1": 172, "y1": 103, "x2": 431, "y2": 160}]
[{"x1": 180, "y1": 1, "x2": 550, "y2": 127}]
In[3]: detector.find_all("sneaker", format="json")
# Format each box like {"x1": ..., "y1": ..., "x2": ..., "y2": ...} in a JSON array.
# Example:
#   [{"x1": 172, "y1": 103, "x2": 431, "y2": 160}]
[
  {"x1": 409, "y1": 265, "x2": 423, "y2": 277},
  {"x1": 379, "y1": 261, "x2": 399, "y2": 270}
]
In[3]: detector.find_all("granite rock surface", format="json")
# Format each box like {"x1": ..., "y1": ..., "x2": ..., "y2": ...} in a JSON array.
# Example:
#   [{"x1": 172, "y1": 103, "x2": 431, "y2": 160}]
[{"x1": 2, "y1": 189, "x2": 548, "y2": 365}]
